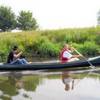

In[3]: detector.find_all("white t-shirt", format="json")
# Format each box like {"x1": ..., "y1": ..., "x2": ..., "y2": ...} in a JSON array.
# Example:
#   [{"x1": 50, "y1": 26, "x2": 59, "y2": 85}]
[{"x1": 63, "y1": 51, "x2": 72, "y2": 59}]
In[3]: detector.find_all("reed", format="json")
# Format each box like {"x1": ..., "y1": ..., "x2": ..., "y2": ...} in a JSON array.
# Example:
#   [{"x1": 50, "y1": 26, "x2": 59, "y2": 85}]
[{"x1": 0, "y1": 27, "x2": 99, "y2": 61}]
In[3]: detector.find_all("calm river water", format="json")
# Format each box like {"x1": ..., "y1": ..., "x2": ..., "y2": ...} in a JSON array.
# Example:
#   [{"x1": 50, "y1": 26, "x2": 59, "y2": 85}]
[{"x1": 0, "y1": 68, "x2": 100, "y2": 100}]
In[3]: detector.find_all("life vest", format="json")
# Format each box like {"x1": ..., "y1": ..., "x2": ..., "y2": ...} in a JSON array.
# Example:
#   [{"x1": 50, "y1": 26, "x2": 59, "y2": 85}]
[{"x1": 60, "y1": 48, "x2": 69, "y2": 63}]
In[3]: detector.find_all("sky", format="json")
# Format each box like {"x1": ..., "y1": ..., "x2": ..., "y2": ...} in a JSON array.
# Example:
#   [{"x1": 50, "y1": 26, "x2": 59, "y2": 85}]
[{"x1": 0, "y1": 0, "x2": 100, "y2": 29}]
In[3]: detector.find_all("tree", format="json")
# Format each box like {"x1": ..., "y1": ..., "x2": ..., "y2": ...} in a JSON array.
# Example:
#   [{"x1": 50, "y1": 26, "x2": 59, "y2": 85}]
[
  {"x1": 17, "y1": 11, "x2": 38, "y2": 30},
  {"x1": 0, "y1": 6, "x2": 16, "y2": 32}
]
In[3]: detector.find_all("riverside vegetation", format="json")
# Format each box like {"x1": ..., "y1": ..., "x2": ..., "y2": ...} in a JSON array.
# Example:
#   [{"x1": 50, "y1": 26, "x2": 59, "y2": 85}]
[{"x1": 0, "y1": 27, "x2": 100, "y2": 62}]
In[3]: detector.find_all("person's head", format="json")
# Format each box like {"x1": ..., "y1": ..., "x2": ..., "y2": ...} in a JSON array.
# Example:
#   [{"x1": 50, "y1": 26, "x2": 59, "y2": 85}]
[
  {"x1": 64, "y1": 44, "x2": 70, "y2": 49},
  {"x1": 12, "y1": 46, "x2": 18, "y2": 53}
]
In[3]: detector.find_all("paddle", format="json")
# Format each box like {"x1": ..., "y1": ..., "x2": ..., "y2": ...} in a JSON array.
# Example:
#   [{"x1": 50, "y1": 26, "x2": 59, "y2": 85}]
[{"x1": 71, "y1": 47, "x2": 95, "y2": 69}]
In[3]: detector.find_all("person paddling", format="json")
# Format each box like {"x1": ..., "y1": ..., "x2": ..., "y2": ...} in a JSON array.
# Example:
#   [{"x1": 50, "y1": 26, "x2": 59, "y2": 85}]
[
  {"x1": 60, "y1": 44, "x2": 82, "y2": 63},
  {"x1": 7, "y1": 46, "x2": 29, "y2": 64}
]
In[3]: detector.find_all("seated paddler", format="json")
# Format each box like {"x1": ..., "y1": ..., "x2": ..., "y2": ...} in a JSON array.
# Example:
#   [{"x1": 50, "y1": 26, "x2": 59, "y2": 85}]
[
  {"x1": 60, "y1": 44, "x2": 82, "y2": 63},
  {"x1": 7, "y1": 45, "x2": 29, "y2": 64}
]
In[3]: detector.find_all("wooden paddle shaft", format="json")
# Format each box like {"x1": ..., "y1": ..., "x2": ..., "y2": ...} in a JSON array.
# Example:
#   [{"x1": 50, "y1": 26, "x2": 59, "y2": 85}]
[{"x1": 72, "y1": 47, "x2": 95, "y2": 68}]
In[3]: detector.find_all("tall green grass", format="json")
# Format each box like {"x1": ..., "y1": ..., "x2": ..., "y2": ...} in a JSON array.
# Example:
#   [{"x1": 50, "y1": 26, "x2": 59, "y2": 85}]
[{"x1": 0, "y1": 27, "x2": 100, "y2": 62}]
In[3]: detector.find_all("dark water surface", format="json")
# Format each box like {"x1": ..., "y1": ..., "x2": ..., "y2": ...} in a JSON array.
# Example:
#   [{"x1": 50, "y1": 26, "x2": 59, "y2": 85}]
[{"x1": 0, "y1": 68, "x2": 100, "y2": 100}]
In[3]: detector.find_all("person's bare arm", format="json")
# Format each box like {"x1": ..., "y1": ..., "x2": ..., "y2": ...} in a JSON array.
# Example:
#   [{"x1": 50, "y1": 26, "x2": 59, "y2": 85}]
[
  {"x1": 72, "y1": 55, "x2": 82, "y2": 58},
  {"x1": 14, "y1": 51, "x2": 22, "y2": 59}
]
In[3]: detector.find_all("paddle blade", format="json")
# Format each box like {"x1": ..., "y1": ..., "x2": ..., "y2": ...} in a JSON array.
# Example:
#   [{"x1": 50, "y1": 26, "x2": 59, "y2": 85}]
[{"x1": 89, "y1": 66, "x2": 95, "y2": 69}]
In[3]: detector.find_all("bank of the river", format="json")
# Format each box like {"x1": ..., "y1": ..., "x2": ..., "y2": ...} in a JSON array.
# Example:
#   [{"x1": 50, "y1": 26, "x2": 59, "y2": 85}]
[{"x1": 0, "y1": 26, "x2": 100, "y2": 62}]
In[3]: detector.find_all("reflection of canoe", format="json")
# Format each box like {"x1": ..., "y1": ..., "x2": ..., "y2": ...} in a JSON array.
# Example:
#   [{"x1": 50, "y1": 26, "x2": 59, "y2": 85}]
[{"x1": 0, "y1": 56, "x2": 100, "y2": 71}]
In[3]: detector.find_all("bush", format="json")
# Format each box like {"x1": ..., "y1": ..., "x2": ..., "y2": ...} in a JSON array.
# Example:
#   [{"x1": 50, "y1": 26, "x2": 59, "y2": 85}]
[
  {"x1": 71, "y1": 42, "x2": 99, "y2": 56},
  {"x1": 95, "y1": 34, "x2": 100, "y2": 45},
  {"x1": 25, "y1": 36, "x2": 60, "y2": 58},
  {"x1": 79, "y1": 42, "x2": 99, "y2": 56},
  {"x1": 0, "y1": 27, "x2": 100, "y2": 62}
]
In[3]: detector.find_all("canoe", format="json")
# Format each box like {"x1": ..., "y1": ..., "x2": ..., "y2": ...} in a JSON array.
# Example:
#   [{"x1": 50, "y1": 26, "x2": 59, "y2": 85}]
[{"x1": 0, "y1": 56, "x2": 100, "y2": 71}]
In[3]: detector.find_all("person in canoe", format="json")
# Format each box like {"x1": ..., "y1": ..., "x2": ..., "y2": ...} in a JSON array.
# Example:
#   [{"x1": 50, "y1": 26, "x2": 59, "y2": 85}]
[
  {"x1": 7, "y1": 46, "x2": 29, "y2": 64},
  {"x1": 60, "y1": 44, "x2": 82, "y2": 63}
]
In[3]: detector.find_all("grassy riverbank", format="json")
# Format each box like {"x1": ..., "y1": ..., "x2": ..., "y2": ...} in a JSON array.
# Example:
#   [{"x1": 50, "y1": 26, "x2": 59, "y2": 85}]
[{"x1": 0, "y1": 26, "x2": 100, "y2": 62}]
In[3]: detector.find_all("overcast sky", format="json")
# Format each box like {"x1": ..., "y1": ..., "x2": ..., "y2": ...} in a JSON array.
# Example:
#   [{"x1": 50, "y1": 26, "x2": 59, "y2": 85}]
[{"x1": 0, "y1": 0, "x2": 100, "y2": 29}]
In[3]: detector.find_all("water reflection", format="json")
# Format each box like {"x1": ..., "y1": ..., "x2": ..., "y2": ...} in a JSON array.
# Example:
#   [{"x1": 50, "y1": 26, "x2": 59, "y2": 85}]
[
  {"x1": 62, "y1": 71, "x2": 76, "y2": 91},
  {"x1": 0, "y1": 69, "x2": 100, "y2": 100},
  {"x1": 0, "y1": 71, "x2": 42, "y2": 100}
]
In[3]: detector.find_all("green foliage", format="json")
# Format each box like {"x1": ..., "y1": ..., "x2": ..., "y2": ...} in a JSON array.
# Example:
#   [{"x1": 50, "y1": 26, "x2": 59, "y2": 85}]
[
  {"x1": 71, "y1": 42, "x2": 99, "y2": 56},
  {"x1": 95, "y1": 34, "x2": 100, "y2": 45},
  {"x1": 37, "y1": 38, "x2": 60, "y2": 57},
  {"x1": 69, "y1": 32, "x2": 90, "y2": 43},
  {"x1": 17, "y1": 10, "x2": 38, "y2": 30},
  {"x1": 40, "y1": 28, "x2": 97, "y2": 44},
  {"x1": 81, "y1": 41, "x2": 99, "y2": 56},
  {"x1": 25, "y1": 37, "x2": 60, "y2": 57},
  {"x1": 0, "y1": 27, "x2": 99, "y2": 62},
  {"x1": 97, "y1": 10, "x2": 100, "y2": 25},
  {"x1": 0, "y1": 5, "x2": 39, "y2": 32},
  {"x1": 0, "y1": 6, "x2": 16, "y2": 31}
]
